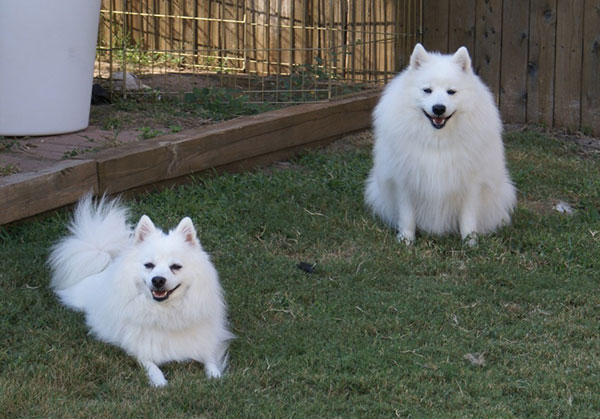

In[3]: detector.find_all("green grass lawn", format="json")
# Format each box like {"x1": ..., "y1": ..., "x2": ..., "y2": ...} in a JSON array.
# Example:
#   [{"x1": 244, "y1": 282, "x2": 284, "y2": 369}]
[{"x1": 1, "y1": 129, "x2": 599, "y2": 417}]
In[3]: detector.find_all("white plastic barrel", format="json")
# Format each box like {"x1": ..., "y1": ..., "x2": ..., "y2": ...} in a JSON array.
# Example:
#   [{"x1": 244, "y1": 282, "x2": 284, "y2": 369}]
[{"x1": 0, "y1": 0, "x2": 101, "y2": 136}]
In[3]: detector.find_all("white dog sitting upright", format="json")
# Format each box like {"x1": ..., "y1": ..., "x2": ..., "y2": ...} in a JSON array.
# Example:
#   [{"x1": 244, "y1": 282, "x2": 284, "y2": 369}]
[
  {"x1": 49, "y1": 195, "x2": 233, "y2": 387},
  {"x1": 365, "y1": 43, "x2": 516, "y2": 244}
]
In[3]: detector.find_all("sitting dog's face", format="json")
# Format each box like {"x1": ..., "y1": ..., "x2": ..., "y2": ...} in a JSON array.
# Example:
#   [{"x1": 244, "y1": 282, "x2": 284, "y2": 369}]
[
  {"x1": 134, "y1": 215, "x2": 200, "y2": 302},
  {"x1": 408, "y1": 44, "x2": 474, "y2": 130}
]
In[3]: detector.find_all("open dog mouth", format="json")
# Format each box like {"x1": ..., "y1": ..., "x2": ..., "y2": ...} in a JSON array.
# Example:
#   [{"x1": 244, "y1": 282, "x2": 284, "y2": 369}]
[
  {"x1": 422, "y1": 110, "x2": 454, "y2": 129},
  {"x1": 151, "y1": 284, "x2": 181, "y2": 302}
]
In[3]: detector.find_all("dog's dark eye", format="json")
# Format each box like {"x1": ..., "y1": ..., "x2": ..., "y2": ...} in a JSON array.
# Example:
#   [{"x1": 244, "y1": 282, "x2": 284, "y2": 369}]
[
  {"x1": 170, "y1": 264, "x2": 182, "y2": 272},
  {"x1": 422, "y1": 88, "x2": 432, "y2": 94},
  {"x1": 447, "y1": 89, "x2": 456, "y2": 95},
  {"x1": 144, "y1": 263, "x2": 155, "y2": 269}
]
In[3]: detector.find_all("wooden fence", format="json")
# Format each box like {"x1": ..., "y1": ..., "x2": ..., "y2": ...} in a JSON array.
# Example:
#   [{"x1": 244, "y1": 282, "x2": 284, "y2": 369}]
[
  {"x1": 422, "y1": 0, "x2": 600, "y2": 135},
  {"x1": 97, "y1": 0, "x2": 599, "y2": 134}
]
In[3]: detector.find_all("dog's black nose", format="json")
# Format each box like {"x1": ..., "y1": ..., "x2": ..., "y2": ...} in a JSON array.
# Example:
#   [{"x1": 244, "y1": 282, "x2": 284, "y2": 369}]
[
  {"x1": 432, "y1": 104, "x2": 446, "y2": 116},
  {"x1": 152, "y1": 276, "x2": 166, "y2": 288}
]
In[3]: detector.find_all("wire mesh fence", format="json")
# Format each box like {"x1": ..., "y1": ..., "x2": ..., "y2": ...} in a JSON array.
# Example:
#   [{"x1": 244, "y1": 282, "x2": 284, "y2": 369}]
[{"x1": 96, "y1": 0, "x2": 422, "y2": 103}]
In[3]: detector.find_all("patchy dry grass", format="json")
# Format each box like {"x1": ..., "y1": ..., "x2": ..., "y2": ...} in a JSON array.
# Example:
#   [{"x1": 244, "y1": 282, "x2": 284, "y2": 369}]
[
  {"x1": 89, "y1": 87, "x2": 278, "y2": 134},
  {"x1": 1, "y1": 128, "x2": 599, "y2": 417}
]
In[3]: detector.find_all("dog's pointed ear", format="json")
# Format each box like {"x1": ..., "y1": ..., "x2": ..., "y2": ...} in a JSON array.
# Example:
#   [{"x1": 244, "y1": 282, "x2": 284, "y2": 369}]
[
  {"x1": 409, "y1": 43, "x2": 428, "y2": 70},
  {"x1": 453, "y1": 46, "x2": 472, "y2": 73},
  {"x1": 175, "y1": 217, "x2": 198, "y2": 246},
  {"x1": 135, "y1": 215, "x2": 156, "y2": 243}
]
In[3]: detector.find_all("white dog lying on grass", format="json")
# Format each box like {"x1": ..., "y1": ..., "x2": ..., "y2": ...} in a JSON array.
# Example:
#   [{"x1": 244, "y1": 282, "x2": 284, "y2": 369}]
[{"x1": 49, "y1": 195, "x2": 234, "y2": 387}]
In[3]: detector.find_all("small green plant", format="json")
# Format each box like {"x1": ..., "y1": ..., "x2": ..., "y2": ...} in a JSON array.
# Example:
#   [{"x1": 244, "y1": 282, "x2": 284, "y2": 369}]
[
  {"x1": 0, "y1": 163, "x2": 19, "y2": 176},
  {"x1": 102, "y1": 117, "x2": 123, "y2": 131},
  {"x1": 105, "y1": 128, "x2": 122, "y2": 148},
  {"x1": 199, "y1": 53, "x2": 234, "y2": 73},
  {"x1": 138, "y1": 127, "x2": 164, "y2": 140},
  {"x1": 0, "y1": 137, "x2": 18, "y2": 152},
  {"x1": 62, "y1": 148, "x2": 85, "y2": 159},
  {"x1": 77, "y1": 135, "x2": 96, "y2": 143}
]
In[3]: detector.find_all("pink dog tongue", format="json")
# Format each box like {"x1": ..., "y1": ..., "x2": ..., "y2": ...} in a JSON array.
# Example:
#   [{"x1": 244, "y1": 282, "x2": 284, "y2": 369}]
[
  {"x1": 434, "y1": 117, "x2": 444, "y2": 124},
  {"x1": 153, "y1": 290, "x2": 167, "y2": 298}
]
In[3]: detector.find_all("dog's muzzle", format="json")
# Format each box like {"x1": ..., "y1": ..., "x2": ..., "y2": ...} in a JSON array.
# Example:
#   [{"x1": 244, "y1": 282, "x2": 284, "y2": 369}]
[
  {"x1": 150, "y1": 277, "x2": 181, "y2": 302},
  {"x1": 423, "y1": 106, "x2": 454, "y2": 129}
]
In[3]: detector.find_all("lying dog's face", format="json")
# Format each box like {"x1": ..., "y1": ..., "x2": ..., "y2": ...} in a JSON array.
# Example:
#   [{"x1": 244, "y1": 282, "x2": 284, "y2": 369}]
[
  {"x1": 134, "y1": 215, "x2": 200, "y2": 302},
  {"x1": 141, "y1": 258, "x2": 183, "y2": 302}
]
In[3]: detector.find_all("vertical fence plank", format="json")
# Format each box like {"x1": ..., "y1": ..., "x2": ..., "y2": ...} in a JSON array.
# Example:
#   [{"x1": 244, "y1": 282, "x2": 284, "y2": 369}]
[
  {"x1": 393, "y1": 0, "x2": 405, "y2": 72},
  {"x1": 157, "y1": 0, "x2": 167, "y2": 58},
  {"x1": 358, "y1": 0, "x2": 367, "y2": 79},
  {"x1": 339, "y1": 0, "x2": 348, "y2": 77},
  {"x1": 369, "y1": 0, "x2": 377, "y2": 81},
  {"x1": 248, "y1": 0, "x2": 256, "y2": 74},
  {"x1": 169, "y1": 0, "x2": 177, "y2": 56},
  {"x1": 348, "y1": 0, "x2": 357, "y2": 79},
  {"x1": 274, "y1": 0, "x2": 282, "y2": 76},
  {"x1": 182, "y1": 1, "x2": 193, "y2": 64},
  {"x1": 330, "y1": 0, "x2": 339, "y2": 77},
  {"x1": 213, "y1": 0, "x2": 222, "y2": 67},
  {"x1": 254, "y1": 0, "x2": 267, "y2": 74},
  {"x1": 554, "y1": 0, "x2": 584, "y2": 131},
  {"x1": 127, "y1": 0, "x2": 139, "y2": 47},
  {"x1": 581, "y1": 0, "x2": 600, "y2": 135},
  {"x1": 289, "y1": 0, "x2": 296, "y2": 69},
  {"x1": 351, "y1": 0, "x2": 364, "y2": 80},
  {"x1": 474, "y1": 0, "x2": 502, "y2": 103},
  {"x1": 265, "y1": 0, "x2": 271, "y2": 74},
  {"x1": 500, "y1": 1, "x2": 529, "y2": 123},
  {"x1": 99, "y1": 0, "x2": 111, "y2": 54},
  {"x1": 234, "y1": 0, "x2": 240, "y2": 71},
  {"x1": 368, "y1": 0, "x2": 376, "y2": 80},
  {"x1": 527, "y1": 0, "x2": 557, "y2": 128},
  {"x1": 422, "y1": 0, "x2": 449, "y2": 53},
  {"x1": 218, "y1": 0, "x2": 225, "y2": 73},
  {"x1": 192, "y1": 0, "x2": 199, "y2": 66},
  {"x1": 199, "y1": 0, "x2": 210, "y2": 67},
  {"x1": 303, "y1": 0, "x2": 312, "y2": 67},
  {"x1": 448, "y1": 0, "x2": 475, "y2": 53},
  {"x1": 294, "y1": 0, "x2": 305, "y2": 69},
  {"x1": 380, "y1": 0, "x2": 387, "y2": 82}
]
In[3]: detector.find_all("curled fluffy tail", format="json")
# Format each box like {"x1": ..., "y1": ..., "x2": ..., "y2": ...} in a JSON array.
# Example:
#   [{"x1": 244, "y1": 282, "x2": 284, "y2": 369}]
[{"x1": 48, "y1": 194, "x2": 131, "y2": 290}]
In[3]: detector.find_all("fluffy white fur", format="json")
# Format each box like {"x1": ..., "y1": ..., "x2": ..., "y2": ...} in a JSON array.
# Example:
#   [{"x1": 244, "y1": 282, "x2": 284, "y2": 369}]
[
  {"x1": 365, "y1": 43, "x2": 516, "y2": 244},
  {"x1": 48, "y1": 194, "x2": 233, "y2": 387}
]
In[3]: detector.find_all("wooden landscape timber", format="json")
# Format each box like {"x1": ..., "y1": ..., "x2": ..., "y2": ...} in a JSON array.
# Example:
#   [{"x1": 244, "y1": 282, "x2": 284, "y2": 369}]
[
  {"x1": 0, "y1": 91, "x2": 378, "y2": 225},
  {"x1": 0, "y1": 160, "x2": 97, "y2": 226}
]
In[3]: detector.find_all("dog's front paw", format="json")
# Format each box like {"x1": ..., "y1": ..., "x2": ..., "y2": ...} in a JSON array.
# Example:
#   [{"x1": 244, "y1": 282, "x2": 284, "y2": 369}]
[
  {"x1": 463, "y1": 232, "x2": 478, "y2": 247},
  {"x1": 396, "y1": 231, "x2": 415, "y2": 245},
  {"x1": 204, "y1": 362, "x2": 223, "y2": 379},
  {"x1": 142, "y1": 360, "x2": 168, "y2": 387},
  {"x1": 150, "y1": 375, "x2": 168, "y2": 387}
]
